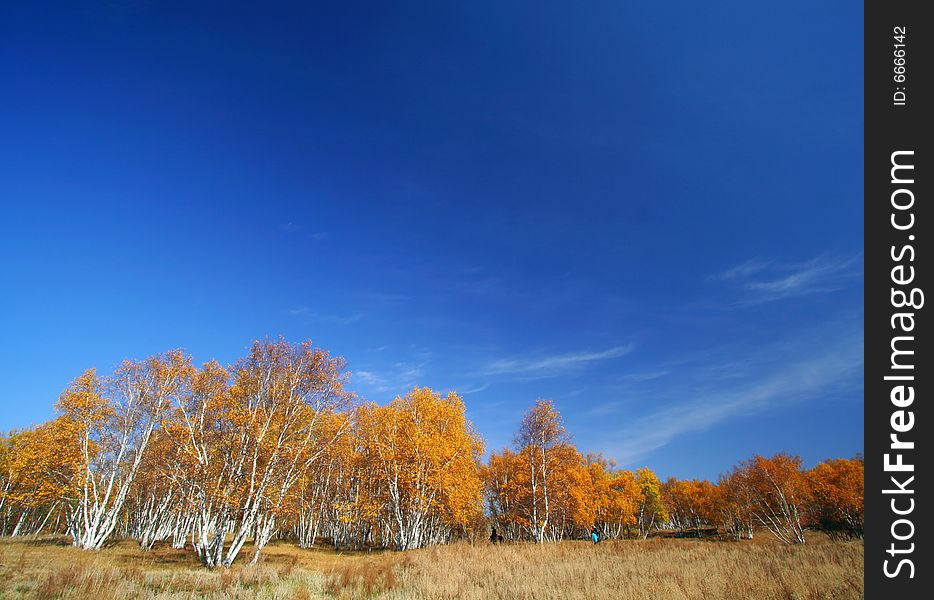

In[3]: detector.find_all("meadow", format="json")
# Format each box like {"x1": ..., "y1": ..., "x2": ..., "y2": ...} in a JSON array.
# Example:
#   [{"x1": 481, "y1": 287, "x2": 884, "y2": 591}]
[{"x1": 0, "y1": 533, "x2": 863, "y2": 600}]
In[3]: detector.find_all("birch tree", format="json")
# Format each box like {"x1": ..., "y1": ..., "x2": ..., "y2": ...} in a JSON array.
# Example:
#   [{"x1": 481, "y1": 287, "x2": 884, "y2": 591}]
[
  {"x1": 807, "y1": 456, "x2": 864, "y2": 539},
  {"x1": 356, "y1": 388, "x2": 484, "y2": 550},
  {"x1": 513, "y1": 399, "x2": 568, "y2": 543},
  {"x1": 166, "y1": 340, "x2": 352, "y2": 567},
  {"x1": 59, "y1": 352, "x2": 192, "y2": 550},
  {"x1": 732, "y1": 453, "x2": 809, "y2": 544}
]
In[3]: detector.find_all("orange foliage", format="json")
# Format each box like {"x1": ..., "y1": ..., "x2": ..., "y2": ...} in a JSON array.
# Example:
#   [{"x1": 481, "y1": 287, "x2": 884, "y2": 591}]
[
  {"x1": 0, "y1": 340, "x2": 864, "y2": 558},
  {"x1": 807, "y1": 455, "x2": 863, "y2": 539}
]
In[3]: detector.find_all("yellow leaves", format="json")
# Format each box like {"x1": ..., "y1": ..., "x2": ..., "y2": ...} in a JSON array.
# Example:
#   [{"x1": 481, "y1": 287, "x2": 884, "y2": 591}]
[
  {"x1": 55, "y1": 369, "x2": 113, "y2": 427},
  {"x1": 662, "y1": 477, "x2": 720, "y2": 530},
  {"x1": 0, "y1": 417, "x2": 85, "y2": 506},
  {"x1": 489, "y1": 401, "x2": 673, "y2": 540},
  {"x1": 355, "y1": 387, "x2": 485, "y2": 529},
  {"x1": 515, "y1": 398, "x2": 567, "y2": 450}
]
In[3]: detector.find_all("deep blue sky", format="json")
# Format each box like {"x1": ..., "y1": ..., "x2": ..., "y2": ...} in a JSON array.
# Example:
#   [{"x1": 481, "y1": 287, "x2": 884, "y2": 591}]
[{"x1": 0, "y1": 1, "x2": 863, "y2": 481}]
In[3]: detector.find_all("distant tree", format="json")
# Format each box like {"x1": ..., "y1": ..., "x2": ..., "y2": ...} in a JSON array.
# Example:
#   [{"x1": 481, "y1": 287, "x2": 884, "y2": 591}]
[
  {"x1": 718, "y1": 469, "x2": 756, "y2": 540},
  {"x1": 663, "y1": 477, "x2": 718, "y2": 536}
]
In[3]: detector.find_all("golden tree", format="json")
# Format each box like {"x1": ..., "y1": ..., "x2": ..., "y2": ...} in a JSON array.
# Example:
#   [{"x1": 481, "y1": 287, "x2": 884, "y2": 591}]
[
  {"x1": 730, "y1": 453, "x2": 810, "y2": 544},
  {"x1": 0, "y1": 421, "x2": 83, "y2": 536},
  {"x1": 663, "y1": 478, "x2": 718, "y2": 536},
  {"x1": 357, "y1": 387, "x2": 484, "y2": 550},
  {"x1": 634, "y1": 467, "x2": 667, "y2": 539},
  {"x1": 807, "y1": 455, "x2": 863, "y2": 539},
  {"x1": 59, "y1": 352, "x2": 193, "y2": 550},
  {"x1": 165, "y1": 340, "x2": 352, "y2": 567},
  {"x1": 513, "y1": 399, "x2": 569, "y2": 543}
]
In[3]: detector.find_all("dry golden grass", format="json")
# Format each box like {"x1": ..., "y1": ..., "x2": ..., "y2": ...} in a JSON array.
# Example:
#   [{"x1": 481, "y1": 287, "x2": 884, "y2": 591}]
[
  {"x1": 0, "y1": 533, "x2": 862, "y2": 599},
  {"x1": 383, "y1": 536, "x2": 863, "y2": 600},
  {"x1": 0, "y1": 537, "x2": 332, "y2": 600}
]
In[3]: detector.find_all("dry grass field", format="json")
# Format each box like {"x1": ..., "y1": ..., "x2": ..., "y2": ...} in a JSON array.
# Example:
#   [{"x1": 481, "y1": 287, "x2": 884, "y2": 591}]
[{"x1": 0, "y1": 534, "x2": 863, "y2": 600}]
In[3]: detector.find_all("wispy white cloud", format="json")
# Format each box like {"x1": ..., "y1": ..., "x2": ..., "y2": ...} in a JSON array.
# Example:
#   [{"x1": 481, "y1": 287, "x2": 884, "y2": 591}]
[
  {"x1": 456, "y1": 382, "x2": 491, "y2": 395},
  {"x1": 715, "y1": 258, "x2": 772, "y2": 281},
  {"x1": 601, "y1": 326, "x2": 863, "y2": 465},
  {"x1": 354, "y1": 359, "x2": 430, "y2": 396},
  {"x1": 482, "y1": 344, "x2": 635, "y2": 380},
  {"x1": 718, "y1": 254, "x2": 860, "y2": 305},
  {"x1": 748, "y1": 255, "x2": 856, "y2": 294}
]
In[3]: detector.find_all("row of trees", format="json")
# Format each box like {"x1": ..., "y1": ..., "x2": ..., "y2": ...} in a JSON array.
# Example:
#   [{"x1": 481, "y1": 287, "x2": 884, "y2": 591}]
[
  {"x1": 485, "y1": 400, "x2": 667, "y2": 543},
  {"x1": 0, "y1": 341, "x2": 864, "y2": 568},
  {"x1": 0, "y1": 341, "x2": 485, "y2": 567},
  {"x1": 484, "y1": 400, "x2": 863, "y2": 545}
]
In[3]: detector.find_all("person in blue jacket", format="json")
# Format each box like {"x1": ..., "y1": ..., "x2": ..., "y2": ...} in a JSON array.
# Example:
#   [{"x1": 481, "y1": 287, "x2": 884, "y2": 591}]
[{"x1": 591, "y1": 525, "x2": 601, "y2": 544}]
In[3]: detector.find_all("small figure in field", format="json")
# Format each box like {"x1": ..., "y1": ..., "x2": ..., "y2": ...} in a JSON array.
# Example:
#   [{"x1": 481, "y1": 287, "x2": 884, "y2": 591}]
[
  {"x1": 591, "y1": 526, "x2": 601, "y2": 544},
  {"x1": 490, "y1": 526, "x2": 499, "y2": 544}
]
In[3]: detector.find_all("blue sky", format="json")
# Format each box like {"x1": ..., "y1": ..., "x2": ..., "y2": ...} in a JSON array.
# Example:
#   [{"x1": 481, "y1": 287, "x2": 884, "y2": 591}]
[{"x1": 0, "y1": 1, "x2": 863, "y2": 481}]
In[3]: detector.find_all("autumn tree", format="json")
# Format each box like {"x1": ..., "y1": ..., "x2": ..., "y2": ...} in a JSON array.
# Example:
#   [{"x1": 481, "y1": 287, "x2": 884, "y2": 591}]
[
  {"x1": 807, "y1": 455, "x2": 863, "y2": 539},
  {"x1": 0, "y1": 422, "x2": 83, "y2": 536},
  {"x1": 730, "y1": 453, "x2": 810, "y2": 544},
  {"x1": 165, "y1": 340, "x2": 352, "y2": 568},
  {"x1": 514, "y1": 399, "x2": 570, "y2": 543},
  {"x1": 0, "y1": 429, "x2": 27, "y2": 535},
  {"x1": 546, "y1": 444, "x2": 595, "y2": 537},
  {"x1": 356, "y1": 387, "x2": 484, "y2": 550},
  {"x1": 59, "y1": 353, "x2": 192, "y2": 550},
  {"x1": 124, "y1": 426, "x2": 188, "y2": 550},
  {"x1": 484, "y1": 448, "x2": 523, "y2": 541},
  {"x1": 290, "y1": 411, "x2": 353, "y2": 548},
  {"x1": 663, "y1": 478, "x2": 718, "y2": 536},
  {"x1": 600, "y1": 468, "x2": 641, "y2": 538},
  {"x1": 634, "y1": 467, "x2": 667, "y2": 538},
  {"x1": 716, "y1": 468, "x2": 755, "y2": 540}
]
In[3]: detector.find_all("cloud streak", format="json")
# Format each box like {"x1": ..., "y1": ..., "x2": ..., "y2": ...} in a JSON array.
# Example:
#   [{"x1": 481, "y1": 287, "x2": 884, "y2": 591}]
[
  {"x1": 715, "y1": 258, "x2": 772, "y2": 281},
  {"x1": 482, "y1": 344, "x2": 635, "y2": 379},
  {"x1": 718, "y1": 254, "x2": 861, "y2": 305},
  {"x1": 456, "y1": 382, "x2": 491, "y2": 395},
  {"x1": 354, "y1": 360, "x2": 428, "y2": 395},
  {"x1": 601, "y1": 327, "x2": 863, "y2": 465}
]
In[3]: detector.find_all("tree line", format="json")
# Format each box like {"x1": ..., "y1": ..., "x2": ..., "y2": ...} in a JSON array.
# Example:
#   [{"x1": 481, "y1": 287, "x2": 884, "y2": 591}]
[
  {"x1": 0, "y1": 340, "x2": 863, "y2": 568},
  {"x1": 485, "y1": 399, "x2": 862, "y2": 545}
]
